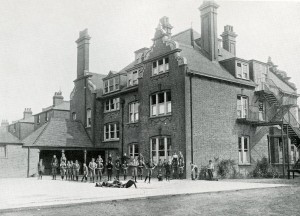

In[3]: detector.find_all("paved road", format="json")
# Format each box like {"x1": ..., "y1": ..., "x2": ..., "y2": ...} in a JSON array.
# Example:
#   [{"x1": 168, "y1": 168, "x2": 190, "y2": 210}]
[{"x1": 2, "y1": 185, "x2": 300, "y2": 216}]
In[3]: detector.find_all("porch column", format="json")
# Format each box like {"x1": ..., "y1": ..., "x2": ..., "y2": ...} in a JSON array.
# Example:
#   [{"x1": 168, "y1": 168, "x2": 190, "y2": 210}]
[{"x1": 84, "y1": 149, "x2": 87, "y2": 164}]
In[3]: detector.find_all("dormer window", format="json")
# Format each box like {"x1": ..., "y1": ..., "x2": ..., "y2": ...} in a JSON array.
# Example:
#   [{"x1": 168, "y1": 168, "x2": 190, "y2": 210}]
[
  {"x1": 128, "y1": 70, "x2": 138, "y2": 87},
  {"x1": 236, "y1": 61, "x2": 249, "y2": 80},
  {"x1": 104, "y1": 76, "x2": 120, "y2": 94},
  {"x1": 152, "y1": 57, "x2": 169, "y2": 76}
]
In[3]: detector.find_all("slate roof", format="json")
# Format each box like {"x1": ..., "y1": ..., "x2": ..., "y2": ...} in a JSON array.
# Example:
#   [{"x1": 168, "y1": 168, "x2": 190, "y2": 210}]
[
  {"x1": 0, "y1": 129, "x2": 21, "y2": 144},
  {"x1": 38, "y1": 101, "x2": 70, "y2": 115},
  {"x1": 89, "y1": 72, "x2": 106, "y2": 90},
  {"x1": 23, "y1": 118, "x2": 93, "y2": 148},
  {"x1": 172, "y1": 29, "x2": 255, "y2": 87}
]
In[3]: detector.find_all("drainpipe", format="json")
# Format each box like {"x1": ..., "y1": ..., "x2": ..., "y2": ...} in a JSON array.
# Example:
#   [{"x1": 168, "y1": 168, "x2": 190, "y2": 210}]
[
  {"x1": 281, "y1": 122, "x2": 285, "y2": 178},
  {"x1": 92, "y1": 92, "x2": 96, "y2": 146},
  {"x1": 27, "y1": 147, "x2": 30, "y2": 178},
  {"x1": 84, "y1": 77, "x2": 87, "y2": 127},
  {"x1": 121, "y1": 99, "x2": 125, "y2": 157},
  {"x1": 189, "y1": 73, "x2": 194, "y2": 163}
]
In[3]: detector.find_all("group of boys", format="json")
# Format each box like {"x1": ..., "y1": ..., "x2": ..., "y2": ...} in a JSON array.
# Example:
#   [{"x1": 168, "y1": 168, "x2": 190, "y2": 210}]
[{"x1": 50, "y1": 151, "x2": 192, "y2": 183}]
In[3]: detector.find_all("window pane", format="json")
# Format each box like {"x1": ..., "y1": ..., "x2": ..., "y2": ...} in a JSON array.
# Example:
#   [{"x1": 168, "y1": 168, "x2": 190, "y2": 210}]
[
  {"x1": 116, "y1": 124, "x2": 119, "y2": 138},
  {"x1": 153, "y1": 62, "x2": 157, "y2": 68},
  {"x1": 151, "y1": 105, "x2": 157, "y2": 116},
  {"x1": 110, "y1": 124, "x2": 115, "y2": 138},
  {"x1": 158, "y1": 93, "x2": 164, "y2": 103},
  {"x1": 151, "y1": 95, "x2": 156, "y2": 105},
  {"x1": 166, "y1": 92, "x2": 171, "y2": 102},
  {"x1": 165, "y1": 57, "x2": 169, "y2": 64},
  {"x1": 159, "y1": 104, "x2": 164, "y2": 115},
  {"x1": 110, "y1": 99, "x2": 115, "y2": 110},
  {"x1": 115, "y1": 77, "x2": 120, "y2": 89},
  {"x1": 238, "y1": 137, "x2": 242, "y2": 150},
  {"x1": 152, "y1": 138, "x2": 156, "y2": 151},
  {"x1": 105, "y1": 101, "x2": 110, "y2": 111},
  {"x1": 167, "y1": 102, "x2": 171, "y2": 113},
  {"x1": 244, "y1": 137, "x2": 248, "y2": 150},
  {"x1": 167, "y1": 138, "x2": 171, "y2": 156},
  {"x1": 158, "y1": 59, "x2": 163, "y2": 65},
  {"x1": 134, "y1": 145, "x2": 139, "y2": 157}
]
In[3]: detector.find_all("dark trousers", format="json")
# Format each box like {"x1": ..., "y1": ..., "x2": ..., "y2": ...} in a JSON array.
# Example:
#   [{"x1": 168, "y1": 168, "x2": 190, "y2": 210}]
[{"x1": 208, "y1": 169, "x2": 213, "y2": 180}]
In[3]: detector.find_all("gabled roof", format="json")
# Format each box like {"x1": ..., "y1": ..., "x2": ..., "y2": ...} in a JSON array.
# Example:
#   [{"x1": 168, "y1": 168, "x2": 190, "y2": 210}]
[
  {"x1": 23, "y1": 118, "x2": 93, "y2": 148},
  {"x1": 0, "y1": 129, "x2": 21, "y2": 144}
]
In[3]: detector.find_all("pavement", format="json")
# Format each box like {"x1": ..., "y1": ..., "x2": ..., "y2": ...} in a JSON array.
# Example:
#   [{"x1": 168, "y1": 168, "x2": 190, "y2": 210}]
[{"x1": 0, "y1": 176, "x2": 288, "y2": 211}]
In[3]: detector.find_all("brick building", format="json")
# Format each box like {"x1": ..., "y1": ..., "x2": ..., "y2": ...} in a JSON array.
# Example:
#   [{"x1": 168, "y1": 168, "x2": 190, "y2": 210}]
[{"x1": 70, "y1": 1, "x2": 300, "y2": 177}]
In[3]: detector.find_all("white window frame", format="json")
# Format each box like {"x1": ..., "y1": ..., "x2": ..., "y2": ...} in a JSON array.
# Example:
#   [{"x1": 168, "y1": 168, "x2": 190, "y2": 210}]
[
  {"x1": 152, "y1": 57, "x2": 169, "y2": 76},
  {"x1": 104, "y1": 123, "x2": 120, "y2": 141},
  {"x1": 238, "y1": 136, "x2": 250, "y2": 164},
  {"x1": 0, "y1": 145, "x2": 7, "y2": 158},
  {"x1": 104, "y1": 98, "x2": 120, "y2": 112},
  {"x1": 127, "y1": 70, "x2": 138, "y2": 87},
  {"x1": 104, "y1": 77, "x2": 120, "y2": 94},
  {"x1": 236, "y1": 61, "x2": 249, "y2": 80},
  {"x1": 237, "y1": 95, "x2": 248, "y2": 119},
  {"x1": 129, "y1": 143, "x2": 139, "y2": 159},
  {"x1": 86, "y1": 109, "x2": 91, "y2": 127},
  {"x1": 129, "y1": 101, "x2": 139, "y2": 123},
  {"x1": 150, "y1": 136, "x2": 172, "y2": 163},
  {"x1": 150, "y1": 91, "x2": 171, "y2": 117}
]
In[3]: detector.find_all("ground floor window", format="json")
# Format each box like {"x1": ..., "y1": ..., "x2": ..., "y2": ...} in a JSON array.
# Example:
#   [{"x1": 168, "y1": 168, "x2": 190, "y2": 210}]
[
  {"x1": 0, "y1": 145, "x2": 7, "y2": 158},
  {"x1": 150, "y1": 136, "x2": 171, "y2": 163},
  {"x1": 290, "y1": 144, "x2": 299, "y2": 164},
  {"x1": 238, "y1": 136, "x2": 250, "y2": 164},
  {"x1": 128, "y1": 143, "x2": 139, "y2": 159}
]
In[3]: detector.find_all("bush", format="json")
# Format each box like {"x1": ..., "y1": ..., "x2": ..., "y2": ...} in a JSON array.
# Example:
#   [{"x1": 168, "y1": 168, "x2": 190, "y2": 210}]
[
  {"x1": 216, "y1": 159, "x2": 239, "y2": 179},
  {"x1": 249, "y1": 157, "x2": 279, "y2": 178}
]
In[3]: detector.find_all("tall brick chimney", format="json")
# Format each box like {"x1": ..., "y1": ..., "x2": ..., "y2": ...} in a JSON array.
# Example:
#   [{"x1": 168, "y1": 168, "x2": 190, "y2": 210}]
[
  {"x1": 199, "y1": 1, "x2": 219, "y2": 61},
  {"x1": 23, "y1": 108, "x2": 33, "y2": 119},
  {"x1": 0, "y1": 120, "x2": 9, "y2": 131},
  {"x1": 53, "y1": 91, "x2": 64, "y2": 106},
  {"x1": 76, "y1": 29, "x2": 91, "y2": 78},
  {"x1": 159, "y1": 16, "x2": 173, "y2": 36},
  {"x1": 221, "y1": 25, "x2": 237, "y2": 56}
]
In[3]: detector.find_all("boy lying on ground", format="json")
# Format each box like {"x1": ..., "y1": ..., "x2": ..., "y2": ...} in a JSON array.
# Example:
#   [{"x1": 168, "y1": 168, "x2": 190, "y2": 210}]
[{"x1": 95, "y1": 179, "x2": 137, "y2": 188}]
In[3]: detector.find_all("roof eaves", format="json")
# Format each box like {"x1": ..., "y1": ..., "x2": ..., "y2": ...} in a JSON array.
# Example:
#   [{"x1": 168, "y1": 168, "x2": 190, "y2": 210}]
[{"x1": 188, "y1": 69, "x2": 256, "y2": 88}]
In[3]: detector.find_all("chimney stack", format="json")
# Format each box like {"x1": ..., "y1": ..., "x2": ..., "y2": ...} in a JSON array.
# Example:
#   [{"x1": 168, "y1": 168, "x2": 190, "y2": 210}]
[
  {"x1": 159, "y1": 16, "x2": 173, "y2": 36},
  {"x1": 0, "y1": 120, "x2": 9, "y2": 131},
  {"x1": 76, "y1": 29, "x2": 91, "y2": 78},
  {"x1": 199, "y1": 1, "x2": 219, "y2": 61},
  {"x1": 53, "y1": 91, "x2": 64, "y2": 106},
  {"x1": 23, "y1": 108, "x2": 33, "y2": 119},
  {"x1": 221, "y1": 25, "x2": 237, "y2": 56}
]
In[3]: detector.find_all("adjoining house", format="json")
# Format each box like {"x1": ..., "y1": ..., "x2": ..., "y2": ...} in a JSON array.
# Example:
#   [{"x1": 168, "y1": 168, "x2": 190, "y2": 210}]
[{"x1": 70, "y1": 1, "x2": 300, "y2": 177}]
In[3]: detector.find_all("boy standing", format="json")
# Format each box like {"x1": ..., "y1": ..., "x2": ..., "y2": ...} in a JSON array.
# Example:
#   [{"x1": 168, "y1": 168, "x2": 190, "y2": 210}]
[
  {"x1": 165, "y1": 161, "x2": 171, "y2": 182},
  {"x1": 207, "y1": 160, "x2": 214, "y2": 180},
  {"x1": 190, "y1": 162, "x2": 198, "y2": 180},
  {"x1": 60, "y1": 160, "x2": 67, "y2": 180},
  {"x1": 89, "y1": 158, "x2": 97, "y2": 183},
  {"x1": 115, "y1": 160, "x2": 121, "y2": 180},
  {"x1": 122, "y1": 160, "x2": 128, "y2": 180},
  {"x1": 74, "y1": 160, "x2": 80, "y2": 181},
  {"x1": 96, "y1": 160, "x2": 104, "y2": 182},
  {"x1": 144, "y1": 159, "x2": 156, "y2": 184},
  {"x1": 106, "y1": 160, "x2": 113, "y2": 181},
  {"x1": 51, "y1": 155, "x2": 58, "y2": 180},
  {"x1": 178, "y1": 157, "x2": 184, "y2": 179},
  {"x1": 81, "y1": 163, "x2": 88, "y2": 182}
]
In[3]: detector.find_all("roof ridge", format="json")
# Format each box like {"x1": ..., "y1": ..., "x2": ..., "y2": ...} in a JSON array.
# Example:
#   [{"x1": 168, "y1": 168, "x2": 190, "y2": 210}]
[{"x1": 32, "y1": 122, "x2": 50, "y2": 145}]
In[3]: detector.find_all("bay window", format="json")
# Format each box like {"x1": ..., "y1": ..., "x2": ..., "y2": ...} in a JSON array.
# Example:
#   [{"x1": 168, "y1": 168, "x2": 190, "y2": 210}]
[
  {"x1": 238, "y1": 136, "x2": 250, "y2": 164},
  {"x1": 150, "y1": 91, "x2": 171, "y2": 117},
  {"x1": 103, "y1": 76, "x2": 120, "y2": 94},
  {"x1": 150, "y1": 136, "x2": 172, "y2": 163},
  {"x1": 104, "y1": 123, "x2": 119, "y2": 141}
]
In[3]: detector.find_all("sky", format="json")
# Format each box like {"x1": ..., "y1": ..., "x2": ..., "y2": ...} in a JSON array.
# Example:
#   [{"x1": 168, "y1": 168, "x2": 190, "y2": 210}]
[{"x1": 0, "y1": 0, "x2": 300, "y2": 123}]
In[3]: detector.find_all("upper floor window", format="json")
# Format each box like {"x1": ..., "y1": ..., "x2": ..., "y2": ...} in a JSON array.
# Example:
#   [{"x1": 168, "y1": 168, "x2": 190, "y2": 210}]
[
  {"x1": 105, "y1": 98, "x2": 120, "y2": 112},
  {"x1": 104, "y1": 76, "x2": 120, "y2": 94},
  {"x1": 237, "y1": 95, "x2": 248, "y2": 118},
  {"x1": 37, "y1": 115, "x2": 40, "y2": 124},
  {"x1": 150, "y1": 136, "x2": 172, "y2": 163},
  {"x1": 152, "y1": 57, "x2": 169, "y2": 76},
  {"x1": 150, "y1": 91, "x2": 171, "y2": 117},
  {"x1": 238, "y1": 136, "x2": 250, "y2": 164},
  {"x1": 86, "y1": 109, "x2": 91, "y2": 127},
  {"x1": 129, "y1": 143, "x2": 139, "y2": 159},
  {"x1": 129, "y1": 101, "x2": 139, "y2": 123},
  {"x1": 104, "y1": 122, "x2": 119, "y2": 141},
  {"x1": 127, "y1": 70, "x2": 138, "y2": 87},
  {"x1": 236, "y1": 62, "x2": 249, "y2": 80},
  {"x1": 72, "y1": 112, "x2": 76, "y2": 120},
  {"x1": 0, "y1": 145, "x2": 7, "y2": 158}
]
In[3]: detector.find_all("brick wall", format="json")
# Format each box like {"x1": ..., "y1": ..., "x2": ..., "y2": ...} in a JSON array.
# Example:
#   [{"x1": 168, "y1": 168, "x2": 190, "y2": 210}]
[{"x1": 0, "y1": 144, "x2": 28, "y2": 178}]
